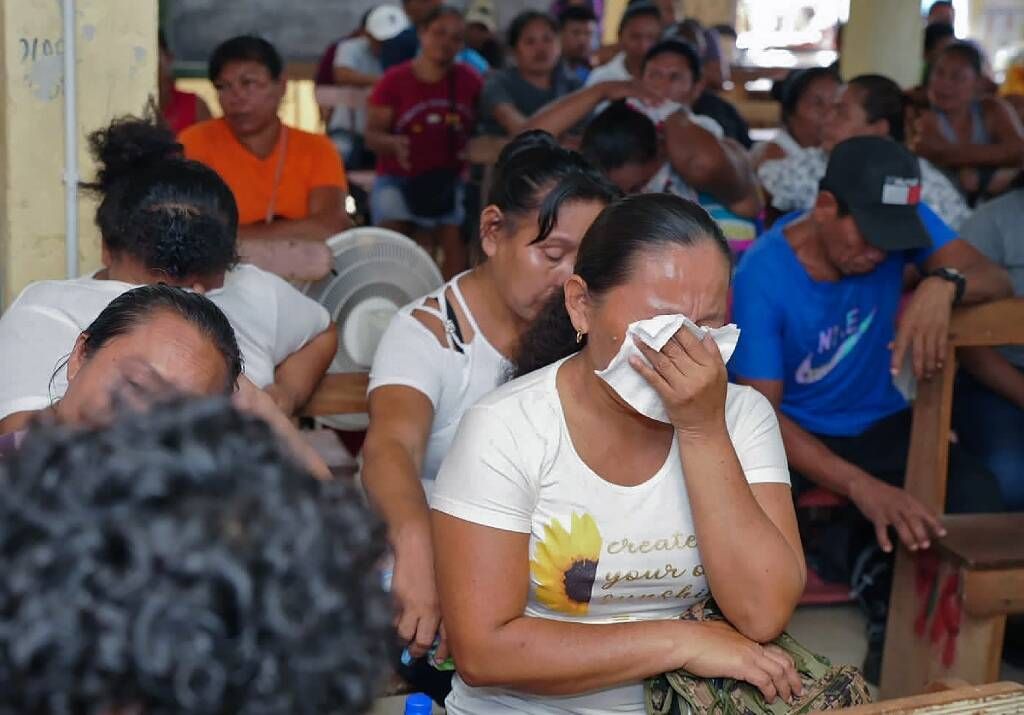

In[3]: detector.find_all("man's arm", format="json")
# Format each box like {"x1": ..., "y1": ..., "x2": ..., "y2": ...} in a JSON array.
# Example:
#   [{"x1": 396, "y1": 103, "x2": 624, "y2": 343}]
[
  {"x1": 237, "y1": 186, "x2": 351, "y2": 242},
  {"x1": 892, "y1": 235, "x2": 1013, "y2": 379},
  {"x1": 737, "y1": 376, "x2": 945, "y2": 553},
  {"x1": 959, "y1": 347, "x2": 1024, "y2": 410},
  {"x1": 921, "y1": 237, "x2": 1013, "y2": 305},
  {"x1": 490, "y1": 103, "x2": 529, "y2": 136},
  {"x1": 522, "y1": 81, "x2": 658, "y2": 138}
]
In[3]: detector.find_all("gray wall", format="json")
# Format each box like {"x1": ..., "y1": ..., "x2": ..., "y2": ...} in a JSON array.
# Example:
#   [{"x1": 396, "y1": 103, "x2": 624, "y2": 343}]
[{"x1": 164, "y1": 0, "x2": 550, "y2": 66}]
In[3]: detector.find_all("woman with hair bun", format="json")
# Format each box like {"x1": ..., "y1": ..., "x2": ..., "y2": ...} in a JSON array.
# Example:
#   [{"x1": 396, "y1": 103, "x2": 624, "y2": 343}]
[
  {"x1": 0, "y1": 111, "x2": 336, "y2": 434},
  {"x1": 361, "y1": 130, "x2": 619, "y2": 700}
]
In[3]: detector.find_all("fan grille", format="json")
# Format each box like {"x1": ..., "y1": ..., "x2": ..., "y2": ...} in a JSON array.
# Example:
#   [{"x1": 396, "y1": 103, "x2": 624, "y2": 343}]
[{"x1": 303, "y1": 228, "x2": 443, "y2": 430}]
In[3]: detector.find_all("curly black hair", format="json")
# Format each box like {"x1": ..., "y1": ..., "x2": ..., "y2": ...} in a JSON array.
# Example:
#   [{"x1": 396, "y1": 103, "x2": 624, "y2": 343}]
[
  {"x1": 83, "y1": 108, "x2": 239, "y2": 280},
  {"x1": 0, "y1": 397, "x2": 391, "y2": 714}
]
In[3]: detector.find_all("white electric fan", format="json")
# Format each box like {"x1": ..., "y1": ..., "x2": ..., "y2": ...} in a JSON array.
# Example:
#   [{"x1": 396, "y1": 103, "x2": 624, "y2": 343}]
[{"x1": 303, "y1": 227, "x2": 443, "y2": 430}]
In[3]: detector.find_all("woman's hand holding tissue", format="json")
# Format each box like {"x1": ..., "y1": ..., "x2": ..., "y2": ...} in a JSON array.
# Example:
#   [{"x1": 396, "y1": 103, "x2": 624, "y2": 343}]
[{"x1": 630, "y1": 326, "x2": 728, "y2": 439}]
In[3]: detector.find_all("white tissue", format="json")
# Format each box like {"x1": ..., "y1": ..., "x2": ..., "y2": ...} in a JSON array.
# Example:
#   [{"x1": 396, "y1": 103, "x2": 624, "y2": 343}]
[
  {"x1": 595, "y1": 314, "x2": 740, "y2": 423},
  {"x1": 626, "y1": 98, "x2": 684, "y2": 125}
]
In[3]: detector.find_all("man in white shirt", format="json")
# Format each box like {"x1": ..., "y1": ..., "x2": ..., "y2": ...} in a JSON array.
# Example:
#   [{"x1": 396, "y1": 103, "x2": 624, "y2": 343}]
[
  {"x1": 328, "y1": 5, "x2": 409, "y2": 167},
  {"x1": 585, "y1": 2, "x2": 662, "y2": 86}
]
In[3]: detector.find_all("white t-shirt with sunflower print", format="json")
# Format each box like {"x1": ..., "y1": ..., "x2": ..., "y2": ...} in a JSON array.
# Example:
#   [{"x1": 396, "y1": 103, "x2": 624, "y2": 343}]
[{"x1": 431, "y1": 357, "x2": 791, "y2": 714}]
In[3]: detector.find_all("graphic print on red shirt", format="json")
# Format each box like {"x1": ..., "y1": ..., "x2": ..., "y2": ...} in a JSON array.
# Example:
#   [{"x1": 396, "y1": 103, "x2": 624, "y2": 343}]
[{"x1": 369, "y1": 61, "x2": 483, "y2": 178}]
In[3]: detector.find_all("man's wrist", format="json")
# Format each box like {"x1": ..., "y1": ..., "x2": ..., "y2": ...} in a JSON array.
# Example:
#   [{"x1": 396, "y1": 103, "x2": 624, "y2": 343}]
[
  {"x1": 843, "y1": 467, "x2": 875, "y2": 500},
  {"x1": 924, "y1": 268, "x2": 965, "y2": 305}
]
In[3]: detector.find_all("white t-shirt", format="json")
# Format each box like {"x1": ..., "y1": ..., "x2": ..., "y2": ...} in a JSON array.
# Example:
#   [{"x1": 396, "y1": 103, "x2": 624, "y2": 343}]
[
  {"x1": 432, "y1": 358, "x2": 790, "y2": 714},
  {"x1": 0, "y1": 264, "x2": 330, "y2": 419},
  {"x1": 328, "y1": 36, "x2": 381, "y2": 135},
  {"x1": 367, "y1": 273, "x2": 509, "y2": 493}
]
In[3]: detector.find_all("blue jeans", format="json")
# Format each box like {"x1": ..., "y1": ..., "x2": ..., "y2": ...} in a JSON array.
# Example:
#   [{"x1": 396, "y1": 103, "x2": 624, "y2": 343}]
[
  {"x1": 954, "y1": 369, "x2": 1024, "y2": 510},
  {"x1": 371, "y1": 174, "x2": 466, "y2": 229}
]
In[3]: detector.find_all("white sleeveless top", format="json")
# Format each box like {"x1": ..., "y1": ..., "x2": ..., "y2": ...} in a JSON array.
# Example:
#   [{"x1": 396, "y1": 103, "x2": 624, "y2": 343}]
[
  {"x1": 432, "y1": 357, "x2": 791, "y2": 714},
  {"x1": 368, "y1": 272, "x2": 510, "y2": 495}
]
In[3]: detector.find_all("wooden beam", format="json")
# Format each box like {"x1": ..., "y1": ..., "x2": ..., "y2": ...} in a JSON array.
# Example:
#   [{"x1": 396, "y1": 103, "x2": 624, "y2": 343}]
[
  {"x1": 903, "y1": 353, "x2": 956, "y2": 513},
  {"x1": 845, "y1": 681, "x2": 1024, "y2": 713},
  {"x1": 949, "y1": 298, "x2": 1024, "y2": 348},
  {"x1": 963, "y1": 569, "x2": 1024, "y2": 618}
]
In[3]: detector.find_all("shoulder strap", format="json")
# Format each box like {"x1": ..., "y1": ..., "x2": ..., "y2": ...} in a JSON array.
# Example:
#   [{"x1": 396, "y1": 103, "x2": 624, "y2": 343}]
[{"x1": 447, "y1": 67, "x2": 458, "y2": 162}]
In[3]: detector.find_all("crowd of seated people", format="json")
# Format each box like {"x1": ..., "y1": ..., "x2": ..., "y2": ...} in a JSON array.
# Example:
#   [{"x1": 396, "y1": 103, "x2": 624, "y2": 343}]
[{"x1": 3, "y1": 0, "x2": 1024, "y2": 711}]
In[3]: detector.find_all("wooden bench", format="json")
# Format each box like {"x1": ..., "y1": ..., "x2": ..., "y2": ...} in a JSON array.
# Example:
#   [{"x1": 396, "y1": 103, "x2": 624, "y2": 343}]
[
  {"x1": 301, "y1": 372, "x2": 369, "y2": 418},
  {"x1": 880, "y1": 299, "x2": 1024, "y2": 698},
  {"x1": 834, "y1": 680, "x2": 1024, "y2": 713}
]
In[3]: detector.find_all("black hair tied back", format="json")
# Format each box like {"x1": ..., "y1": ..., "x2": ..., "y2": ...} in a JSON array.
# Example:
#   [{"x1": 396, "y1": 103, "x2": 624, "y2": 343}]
[
  {"x1": 84, "y1": 110, "x2": 240, "y2": 280},
  {"x1": 487, "y1": 130, "x2": 620, "y2": 245}
]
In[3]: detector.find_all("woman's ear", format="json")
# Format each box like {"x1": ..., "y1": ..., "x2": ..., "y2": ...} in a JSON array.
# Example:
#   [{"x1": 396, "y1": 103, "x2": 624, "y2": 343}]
[
  {"x1": 563, "y1": 275, "x2": 591, "y2": 336},
  {"x1": 66, "y1": 333, "x2": 89, "y2": 384},
  {"x1": 479, "y1": 205, "x2": 505, "y2": 259}
]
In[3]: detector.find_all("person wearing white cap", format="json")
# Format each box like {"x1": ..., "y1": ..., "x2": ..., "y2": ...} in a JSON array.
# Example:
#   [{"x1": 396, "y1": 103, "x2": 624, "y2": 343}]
[
  {"x1": 464, "y1": 0, "x2": 503, "y2": 70},
  {"x1": 327, "y1": 6, "x2": 410, "y2": 167}
]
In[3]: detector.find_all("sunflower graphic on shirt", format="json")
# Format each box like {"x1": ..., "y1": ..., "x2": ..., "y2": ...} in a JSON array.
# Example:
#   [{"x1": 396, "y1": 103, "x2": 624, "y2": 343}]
[{"x1": 531, "y1": 512, "x2": 602, "y2": 616}]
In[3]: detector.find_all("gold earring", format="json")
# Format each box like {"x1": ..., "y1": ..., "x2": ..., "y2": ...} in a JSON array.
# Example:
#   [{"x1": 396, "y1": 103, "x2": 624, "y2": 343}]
[{"x1": 575, "y1": 329, "x2": 585, "y2": 344}]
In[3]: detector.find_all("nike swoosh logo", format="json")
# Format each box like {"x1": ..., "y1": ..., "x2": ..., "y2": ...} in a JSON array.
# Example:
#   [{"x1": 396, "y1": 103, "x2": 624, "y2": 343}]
[{"x1": 795, "y1": 309, "x2": 877, "y2": 385}]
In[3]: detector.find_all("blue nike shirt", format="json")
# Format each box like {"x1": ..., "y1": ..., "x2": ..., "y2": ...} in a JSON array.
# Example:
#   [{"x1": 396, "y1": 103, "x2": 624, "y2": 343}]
[{"x1": 730, "y1": 204, "x2": 956, "y2": 437}]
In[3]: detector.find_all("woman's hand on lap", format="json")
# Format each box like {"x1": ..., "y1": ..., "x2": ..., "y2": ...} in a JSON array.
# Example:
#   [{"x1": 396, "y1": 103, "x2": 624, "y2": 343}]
[{"x1": 683, "y1": 621, "x2": 803, "y2": 704}]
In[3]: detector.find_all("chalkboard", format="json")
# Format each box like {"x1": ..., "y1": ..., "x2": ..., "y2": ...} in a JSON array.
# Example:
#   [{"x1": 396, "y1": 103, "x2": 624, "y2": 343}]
[
  {"x1": 163, "y1": 0, "x2": 386, "y2": 65},
  {"x1": 162, "y1": 0, "x2": 549, "y2": 67}
]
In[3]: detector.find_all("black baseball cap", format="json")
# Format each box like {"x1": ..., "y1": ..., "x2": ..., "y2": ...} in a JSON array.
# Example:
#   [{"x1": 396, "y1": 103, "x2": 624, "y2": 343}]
[{"x1": 820, "y1": 136, "x2": 931, "y2": 252}]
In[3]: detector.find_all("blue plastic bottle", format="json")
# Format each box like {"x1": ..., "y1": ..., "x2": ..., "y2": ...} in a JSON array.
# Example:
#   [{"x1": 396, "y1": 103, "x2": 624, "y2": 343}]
[{"x1": 403, "y1": 692, "x2": 433, "y2": 714}]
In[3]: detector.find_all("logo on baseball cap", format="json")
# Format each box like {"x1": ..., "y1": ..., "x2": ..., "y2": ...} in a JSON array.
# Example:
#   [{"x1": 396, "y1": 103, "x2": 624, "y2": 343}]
[{"x1": 820, "y1": 136, "x2": 932, "y2": 252}]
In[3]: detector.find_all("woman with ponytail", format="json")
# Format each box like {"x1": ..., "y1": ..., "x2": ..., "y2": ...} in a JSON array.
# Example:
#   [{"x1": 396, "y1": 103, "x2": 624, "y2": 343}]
[
  {"x1": 361, "y1": 130, "x2": 619, "y2": 701},
  {"x1": 431, "y1": 193, "x2": 810, "y2": 714},
  {"x1": 0, "y1": 111, "x2": 336, "y2": 432}
]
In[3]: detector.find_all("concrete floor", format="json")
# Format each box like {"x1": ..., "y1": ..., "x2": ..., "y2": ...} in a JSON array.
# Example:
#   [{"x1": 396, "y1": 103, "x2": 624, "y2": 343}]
[{"x1": 369, "y1": 604, "x2": 1024, "y2": 713}]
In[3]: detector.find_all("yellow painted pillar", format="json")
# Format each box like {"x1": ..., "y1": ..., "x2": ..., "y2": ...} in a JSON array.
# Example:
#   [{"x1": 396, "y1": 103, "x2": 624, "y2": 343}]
[
  {"x1": 603, "y1": 0, "x2": 627, "y2": 44},
  {"x1": 0, "y1": 0, "x2": 157, "y2": 307},
  {"x1": 684, "y1": 0, "x2": 738, "y2": 28},
  {"x1": 841, "y1": 0, "x2": 923, "y2": 88}
]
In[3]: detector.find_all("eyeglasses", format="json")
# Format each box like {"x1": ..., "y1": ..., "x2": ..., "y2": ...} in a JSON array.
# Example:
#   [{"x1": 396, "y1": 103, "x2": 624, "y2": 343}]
[{"x1": 214, "y1": 75, "x2": 275, "y2": 97}]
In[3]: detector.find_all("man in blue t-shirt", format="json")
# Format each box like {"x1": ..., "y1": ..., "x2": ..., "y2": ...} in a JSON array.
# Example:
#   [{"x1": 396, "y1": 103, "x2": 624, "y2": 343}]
[
  {"x1": 734, "y1": 136, "x2": 1008, "y2": 542},
  {"x1": 732, "y1": 136, "x2": 1010, "y2": 677}
]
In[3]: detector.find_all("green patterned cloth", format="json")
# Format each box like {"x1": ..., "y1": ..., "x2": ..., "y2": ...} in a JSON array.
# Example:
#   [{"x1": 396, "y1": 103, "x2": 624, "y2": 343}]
[{"x1": 645, "y1": 601, "x2": 871, "y2": 715}]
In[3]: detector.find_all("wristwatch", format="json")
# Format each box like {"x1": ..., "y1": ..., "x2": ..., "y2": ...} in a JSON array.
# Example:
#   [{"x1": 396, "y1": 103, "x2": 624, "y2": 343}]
[{"x1": 927, "y1": 267, "x2": 966, "y2": 306}]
